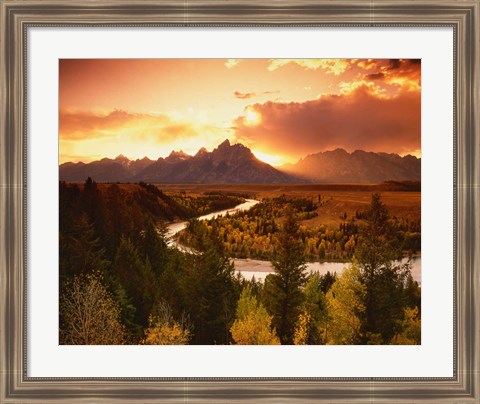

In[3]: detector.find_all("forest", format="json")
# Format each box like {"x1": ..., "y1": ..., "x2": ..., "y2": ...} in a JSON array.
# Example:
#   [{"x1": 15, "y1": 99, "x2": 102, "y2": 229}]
[
  {"x1": 59, "y1": 179, "x2": 421, "y2": 345},
  {"x1": 177, "y1": 195, "x2": 421, "y2": 261}
]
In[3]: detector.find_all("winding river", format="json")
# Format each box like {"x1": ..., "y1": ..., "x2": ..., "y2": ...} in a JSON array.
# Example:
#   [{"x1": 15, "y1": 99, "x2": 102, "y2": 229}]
[
  {"x1": 166, "y1": 198, "x2": 259, "y2": 241},
  {"x1": 166, "y1": 199, "x2": 421, "y2": 284}
]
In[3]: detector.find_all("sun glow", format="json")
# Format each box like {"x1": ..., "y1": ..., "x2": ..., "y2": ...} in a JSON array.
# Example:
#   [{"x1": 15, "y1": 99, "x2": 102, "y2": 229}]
[
  {"x1": 252, "y1": 150, "x2": 288, "y2": 167},
  {"x1": 243, "y1": 107, "x2": 262, "y2": 127},
  {"x1": 403, "y1": 149, "x2": 422, "y2": 158}
]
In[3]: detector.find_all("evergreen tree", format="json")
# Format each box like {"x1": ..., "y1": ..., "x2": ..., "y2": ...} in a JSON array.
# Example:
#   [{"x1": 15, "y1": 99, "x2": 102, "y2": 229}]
[
  {"x1": 264, "y1": 206, "x2": 307, "y2": 344},
  {"x1": 113, "y1": 237, "x2": 156, "y2": 332},
  {"x1": 81, "y1": 177, "x2": 107, "y2": 244},
  {"x1": 157, "y1": 248, "x2": 187, "y2": 319},
  {"x1": 142, "y1": 219, "x2": 170, "y2": 279},
  {"x1": 356, "y1": 193, "x2": 412, "y2": 344},
  {"x1": 181, "y1": 224, "x2": 238, "y2": 344},
  {"x1": 62, "y1": 212, "x2": 108, "y2": 280}
]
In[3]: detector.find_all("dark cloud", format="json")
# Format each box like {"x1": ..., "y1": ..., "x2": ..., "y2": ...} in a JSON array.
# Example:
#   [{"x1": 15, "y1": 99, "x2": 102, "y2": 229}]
[
  {"x1": 361, "y1": 59, "x2": 421, "y2": 90},
  {"x1": 387, "y1": 59, "x2": 420, "y2": 70},
  {"x1": 234, "y1": 84, "x2": 420, "y2": 158},
  {"x1": 389, "y1": 59, "x2": 401, "y2": 69},
  {"x1": 365, "y1": 72, "x2": 386, "y2": 80}
]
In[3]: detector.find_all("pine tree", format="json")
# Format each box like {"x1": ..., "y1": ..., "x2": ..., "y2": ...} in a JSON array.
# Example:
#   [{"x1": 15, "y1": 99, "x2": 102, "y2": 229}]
[
  {"x1": 181, "y1": 224, "x2": 238, "y2": 344},
  {"x1": 113, "y1": 237, "x2": 156, "y2": 331},
  {"x1": 356, "y1": 193, "x2": 412, "y2": 344},
  {"x1": 264, "y1": 206, "x2": 307, "y2": 344},
  {"x1": 142, "y1": 219, "x2": 170, "y2": 279},
  {"x1": 62, "y1": 212, "x2": 108, "y2": 279}
]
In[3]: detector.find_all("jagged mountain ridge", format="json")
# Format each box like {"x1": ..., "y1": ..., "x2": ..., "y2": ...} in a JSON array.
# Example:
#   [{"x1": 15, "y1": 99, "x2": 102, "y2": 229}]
[
  {"x1": 281, "y1": 148, "x2": 420, "y2": 183},
  {"x1": 59, "y1": 139, "x2": 299, "y2": 184},
  {"x1": 60, "y1": 141, "x2": 421, "y2": 184}
]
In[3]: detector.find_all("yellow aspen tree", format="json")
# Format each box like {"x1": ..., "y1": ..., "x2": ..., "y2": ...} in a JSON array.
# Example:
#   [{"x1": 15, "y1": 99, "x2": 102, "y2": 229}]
[
  {"x1": 230, "y1": 286, "x2": 280, "y2": 345},
  {"x1": 325, "y1": 263, "x2": 366, "y2": 344}
]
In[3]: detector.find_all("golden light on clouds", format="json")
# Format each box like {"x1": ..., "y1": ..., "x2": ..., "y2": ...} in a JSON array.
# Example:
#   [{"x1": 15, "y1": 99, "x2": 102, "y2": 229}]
[
  {"x1": 60, "y1": 58, "x2": 421, "y2": 164},
  {"x1": 338, "y1": 80, "x2": 387, "y2": 98},
  {"x1": 267, "y1": 59, "x2": 351, "y2": 75}
]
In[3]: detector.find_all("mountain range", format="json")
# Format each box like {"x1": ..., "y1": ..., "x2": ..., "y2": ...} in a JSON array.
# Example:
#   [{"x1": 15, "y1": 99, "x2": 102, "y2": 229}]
[
  {"x1": 281, "y1": 148, "x2": 421, "y2": 183},
  {"x1": 59, "y1": 140, "x2": 421, "y2": 184}
]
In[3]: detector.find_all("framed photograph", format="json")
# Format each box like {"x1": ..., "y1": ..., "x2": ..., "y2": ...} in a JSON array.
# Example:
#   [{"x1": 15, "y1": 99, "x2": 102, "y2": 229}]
[{"x1": 1, "y1": 1, "x2": 478, "y2": 402}]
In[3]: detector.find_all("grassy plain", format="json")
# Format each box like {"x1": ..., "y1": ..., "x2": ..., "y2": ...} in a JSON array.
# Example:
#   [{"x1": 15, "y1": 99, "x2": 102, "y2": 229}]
[{"x1": 154, "y1": 183, "x2": 421, "y2": 227}]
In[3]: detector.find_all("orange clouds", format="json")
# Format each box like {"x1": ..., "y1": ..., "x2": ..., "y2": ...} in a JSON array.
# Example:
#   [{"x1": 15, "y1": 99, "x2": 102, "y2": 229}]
[
  {"x1": 234, "y1": 83, "x2": 420, "y2": 159},
  {"x1": 267, "y1": 59, "x2": 351, "y2": 76},
  {"x1": 59, "y1": 109, "x2": 232, "y2": 163},
  {"x1": 234, "y1": 90, "x2": 279, "y2": 100},
  {"x1": 60, "y1": 110, "x2": 220, "y2": 142},
  {"x1": 60, "y1": 110, "x2": 170, "y2": 140}
]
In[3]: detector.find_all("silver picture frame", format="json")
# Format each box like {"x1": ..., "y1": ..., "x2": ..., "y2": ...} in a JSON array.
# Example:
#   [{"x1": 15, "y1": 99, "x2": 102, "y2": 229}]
[{"x1": 1, "y1": 1, "x2": 479, "y2": 402}]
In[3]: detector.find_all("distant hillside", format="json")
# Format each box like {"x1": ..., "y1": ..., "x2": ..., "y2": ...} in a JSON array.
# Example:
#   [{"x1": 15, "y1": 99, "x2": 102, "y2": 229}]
[
  {"x1": 60, "y1": 139, "x2": 300, "y2": 184},
  {"x1": 280, "y1": 148, "x2": 420, "y2": 183},
  {"x1": 59, "y1": 155, "x2": 154, "y2": 183}
]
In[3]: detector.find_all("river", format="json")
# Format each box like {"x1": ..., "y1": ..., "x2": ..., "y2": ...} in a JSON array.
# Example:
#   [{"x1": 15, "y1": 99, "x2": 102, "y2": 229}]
[
  {"x1": 166, "y1": 199, "x2": 421, "y2": 285},
  {"x1": 233, "y1": 257, "x2": 421, "y2": 284},
  {"x1": 166, "y1": 199, "x2": 259, "y2": 248}
]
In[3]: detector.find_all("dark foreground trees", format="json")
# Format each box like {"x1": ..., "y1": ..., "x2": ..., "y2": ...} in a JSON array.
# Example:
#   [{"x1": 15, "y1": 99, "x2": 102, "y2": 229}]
[
  {"x1": 181, "y1": 223, "x2": 239, "y2": 344},
  {"x1": 356, "y1": 193, "x2": 418, "y2": 344}
]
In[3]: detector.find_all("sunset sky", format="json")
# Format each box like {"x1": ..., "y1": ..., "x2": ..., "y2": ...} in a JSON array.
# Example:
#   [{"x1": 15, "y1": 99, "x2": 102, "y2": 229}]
[{"x1": 59, "y1": 58, "x2": 421, "y2": 166}]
